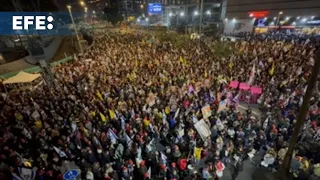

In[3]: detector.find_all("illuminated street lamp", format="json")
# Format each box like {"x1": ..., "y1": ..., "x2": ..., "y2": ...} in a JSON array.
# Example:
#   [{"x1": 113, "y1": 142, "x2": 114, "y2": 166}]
[
  {"x1": 80, "y1": 1, "x2": 85, "y2": 6},
  {"x1": 285, "y1": 17, "x2": 290, "y2": 21},
  {"x1": 180, "y1": 12, "x2": 184, "y2": 16},
  {"x1": 140, "y1": 4, "x2": 144, "y2": 9},
  {"x1": 169, "y1": 12, "x2": 173, "y2": 17},
  {"x1": 194, "y1": 11, "x2": 198, "y2": 16},
  {"x1": 66, "y1": 5, "x2": 83, "y2": 54},
  {"x1": 276, "y1": 11, "x2": 283, "y2": 27},
  {"x1": 206, "y1": 11, "x2": 211, "y2": 15}
]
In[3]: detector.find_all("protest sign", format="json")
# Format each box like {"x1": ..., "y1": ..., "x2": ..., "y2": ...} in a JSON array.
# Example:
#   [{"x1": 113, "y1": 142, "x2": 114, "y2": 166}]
[
  {"x1": 194, "y1": 119, "x2": 211, "y2": 140},
  {"x1": 201, "y1": 105, "x2": 212, "y2": 119}
]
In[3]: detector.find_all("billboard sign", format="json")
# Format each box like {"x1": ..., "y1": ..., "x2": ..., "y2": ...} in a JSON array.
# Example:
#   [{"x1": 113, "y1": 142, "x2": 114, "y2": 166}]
[
  {"x1": 148, "y1": 3, "x2": 162, "y2": 15},
  {"x1": 248, "y1": 11, "x2": 269, "y2": 18}
]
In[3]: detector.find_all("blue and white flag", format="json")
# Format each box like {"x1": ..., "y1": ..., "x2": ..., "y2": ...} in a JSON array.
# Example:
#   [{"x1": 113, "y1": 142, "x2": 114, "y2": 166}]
[
  {"x1": 137, "y1": 147, "x2": 142, "y2": 161},
  {"x1": 120, "y1": 116, "x2": 126, "y2": 130},
  {"x1": 149, "y1": 123, "x2": 155, "y2": 133},
  {"x1": 53, "y1": 146, "x2": 67, "y2": 157},
  {"x1": 108, "y1": 129, "x2": 118, "y2": 144},
  {"x1": 160, "y1": 152, "x2": 167, "y2": 164},
  {"x1": 147, "y1": 167, "x2": 151, "y2": 178},
  {"x1": 124, "y1": 132, "x2": 132, "y2": 147},
  {"x1": 131, "y1": 109, "x2": 135, "y2": 119}
]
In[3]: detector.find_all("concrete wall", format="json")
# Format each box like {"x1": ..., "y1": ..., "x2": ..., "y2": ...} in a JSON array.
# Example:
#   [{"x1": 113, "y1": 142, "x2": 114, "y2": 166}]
[{"x1": 226, "y1": 0, "x2": 320, "y2": 19}]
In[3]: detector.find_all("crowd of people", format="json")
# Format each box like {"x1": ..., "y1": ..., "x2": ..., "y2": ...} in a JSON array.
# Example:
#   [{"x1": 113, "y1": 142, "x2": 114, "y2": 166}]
[{"x1": 0, "y1": 30, "x2": 320, "y2": 180}]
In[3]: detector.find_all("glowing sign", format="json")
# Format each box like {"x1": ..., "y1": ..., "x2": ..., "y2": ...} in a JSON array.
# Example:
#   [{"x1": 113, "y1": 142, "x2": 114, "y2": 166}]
[
  {"x1": 248, "y1": 11, "x2": 269, "y2": 18},
  {"x1": 148, "y1": 3, "x2": 162, "y2": 15}
]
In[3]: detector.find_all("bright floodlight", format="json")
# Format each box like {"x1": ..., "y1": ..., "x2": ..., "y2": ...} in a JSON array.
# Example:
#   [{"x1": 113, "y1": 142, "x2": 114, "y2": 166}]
[
  {"x1": 180, "y1": 12, "x2": 184, "y2": 16},
  {"x1": 297, "y1": 16, "x2": 300, "y2": 19},
  {"x1": 225, "y1": 18, "x2": 228, "y2": 21},
  {"x1": 93, "y1": 10, "x2": 96, "y2": 14},
  {"x1": 169, "y1": 12, "x2": 173, "y2": 17},
  {"x1": 301, "y1": 18, "x2": 307, "y2": 22},
  {"x1": 194, "y1": 11, "x2": 198, "y2": 16},
  {"x1": 232, "y1": 18, "x2": 236, "y2": 22},
  {"x1": 264, "y1": 17, "x2": 267, "y2": 20},
  {"x1": 80, "y1": 1, "x2": 85, "y2": 6},
  {"x1": 249, "y1": 13, "x2": 253, "y2": 17},
  {"x1": 206, "y1": 11, "x2": 211, "y2": 15},
  {"x1": 137, "y1": 19, "x2": 140, "y2": 22},
  {"x1": 273, "y1": 17, "x2": 276, "y2": 20},
  {"x1": 285, "y1": 17, "x2": 290, "y2": 20},
  {"x1": 145, "y1": 18, "x2": 148, "y2": 21},
  {"x1": 292, "y1": 21, "x2": 296, "y2": 25},
  {"x1": 279, "y1": 11, "x2": 283, "y2": 15}
]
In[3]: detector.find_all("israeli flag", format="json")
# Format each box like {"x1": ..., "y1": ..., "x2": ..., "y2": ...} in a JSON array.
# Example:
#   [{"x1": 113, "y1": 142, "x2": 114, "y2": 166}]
[
  {"x1": 108, "y1": 129, "x2": 118, "y2": 144},
  {"x1": 160, "y1": 152, "x2": 167, "y2": 164},
  {"x1": 53, "y1": 146, "x2": 67, "y2": 158}
]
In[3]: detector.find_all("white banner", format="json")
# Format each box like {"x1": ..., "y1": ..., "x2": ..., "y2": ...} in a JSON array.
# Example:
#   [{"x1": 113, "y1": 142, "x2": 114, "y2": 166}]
[{"x1": 194, "y1": 119, "x2": 211, "y2": 140}]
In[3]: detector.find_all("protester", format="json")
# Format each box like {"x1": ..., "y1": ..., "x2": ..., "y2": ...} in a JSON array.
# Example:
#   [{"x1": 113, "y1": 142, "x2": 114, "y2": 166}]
[{"x1": 0, "y1": 30, "x2": 319, "y2": 180}]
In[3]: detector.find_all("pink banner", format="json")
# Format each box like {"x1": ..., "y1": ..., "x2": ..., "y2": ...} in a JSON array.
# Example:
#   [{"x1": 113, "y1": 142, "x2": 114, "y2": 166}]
[
  {"x1": 239, "y1": 83, "x2": 250, "y2": 90},
  {"x1": 229, "y1": 81, "x2": 239, "y2": 88},
  {"x1": 250, "y1": 86, "x2": 262, "y2": 94}
]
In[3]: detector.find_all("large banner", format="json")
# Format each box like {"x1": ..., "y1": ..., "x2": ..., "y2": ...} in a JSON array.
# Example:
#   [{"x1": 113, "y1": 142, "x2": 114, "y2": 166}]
[{"x1": 224, "y1": 19, "x2": 254, "y2": 34}]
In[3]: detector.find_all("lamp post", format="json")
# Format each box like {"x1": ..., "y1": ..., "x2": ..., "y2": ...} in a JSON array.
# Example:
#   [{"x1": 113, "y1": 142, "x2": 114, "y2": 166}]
[
  {"x1": 84, "y1": 7, "x2": 88, "y2": 20},
  {"x1": 279, "y1": 50, "x2": 320, "y2": 178},
  {"x1": 199, "y1": 0, "x2": 204, "y2": 34},
  {"x1": 276, "y1": 11, "x2": 283, "y2": 27},
  {"x1": 67, "y1": 5, "x2": 83, "y2": 54}
]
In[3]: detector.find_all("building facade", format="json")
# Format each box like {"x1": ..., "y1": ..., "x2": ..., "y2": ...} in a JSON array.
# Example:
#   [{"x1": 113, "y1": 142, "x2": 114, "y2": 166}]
[
  {"x1": 163, "y1": 0, "x2": 225, "y2": 28},
  {"x1": 224, "y1": 0, "x2": 320, "y2": 34}
]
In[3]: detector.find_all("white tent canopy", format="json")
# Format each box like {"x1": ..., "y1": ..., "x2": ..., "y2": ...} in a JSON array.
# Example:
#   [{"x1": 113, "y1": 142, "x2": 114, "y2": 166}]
[{"x1": 3, "y1": 71, "x2": 41, "y2": 85}]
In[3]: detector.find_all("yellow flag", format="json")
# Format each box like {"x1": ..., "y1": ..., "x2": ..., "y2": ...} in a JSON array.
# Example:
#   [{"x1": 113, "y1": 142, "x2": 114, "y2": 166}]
[
  {"x1": 109, "y1": 109, "x2": 116, "y2": 120},
  {"x1": 194, "y1": 147, "x2": 202, "y2": 160},
  {"x1": 96, "y1": 91, "x2": 103, "y2": 101},
  {"x1": 165, "y1": 106, "x2": 170, "y2": 115},
  {"x1": 143, "y1": 119, "x2": 150, "y2": 127},
  {"x1": 35, "y1": 120, "x2": 42, "y2": 129},
  {"x1": 204, "y1": 71, "x2": 208, "y2": 78},
  {"x1": 99, "y1": 112, "x2": 107, "y2": 122},
  {"x1": 135, "y1": 60, "x2": 138, "y2": 67},
  {"x1": 269, "y1": 62, "x2": 275, "y2": 76},
  {"x1": 179, "y1": 56, "x2": 187, "y2": 66},
  {"x1": 229, "y1": 62, "x2": 233, "y2": 70}
]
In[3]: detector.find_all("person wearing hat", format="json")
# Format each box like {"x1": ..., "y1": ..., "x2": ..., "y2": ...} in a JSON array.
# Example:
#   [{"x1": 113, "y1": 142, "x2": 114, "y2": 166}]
[
  {"x1": 168, "y1": 162, "x2": 179, "y2": 180},
  {"x1": 139, "y1": 160, "x2": 148, "y2": 179},
  {"x1": 158, "y1": 163, "x2": 167, "y2": 179}
]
